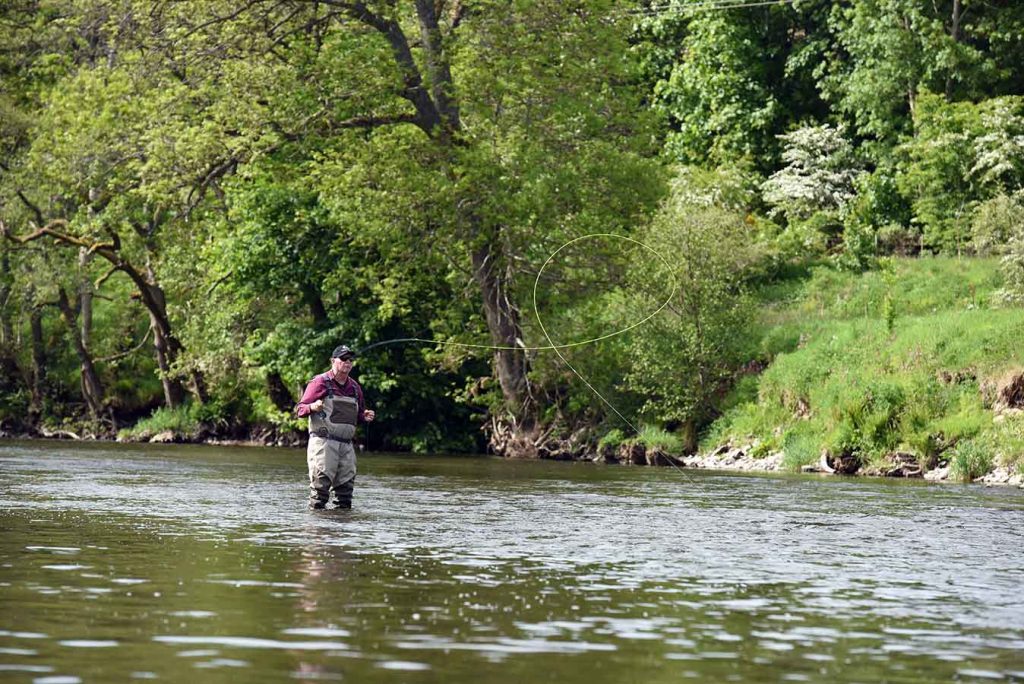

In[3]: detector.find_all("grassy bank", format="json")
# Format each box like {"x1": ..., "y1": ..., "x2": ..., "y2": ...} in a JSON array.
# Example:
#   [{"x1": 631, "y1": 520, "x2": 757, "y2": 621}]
[{"x1": 706, "y1": 257, "x2": 1024, "y2": 481}]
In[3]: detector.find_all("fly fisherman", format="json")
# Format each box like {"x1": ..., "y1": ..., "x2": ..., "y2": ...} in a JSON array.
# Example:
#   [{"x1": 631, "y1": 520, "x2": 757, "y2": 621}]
[{"x1": 296, "y1": 345, "x2": 375, "y2": 509}]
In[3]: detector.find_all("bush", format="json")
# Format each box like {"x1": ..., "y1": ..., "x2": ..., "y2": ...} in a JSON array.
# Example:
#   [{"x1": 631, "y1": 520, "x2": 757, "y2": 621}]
[
  {"x1": 834, "y1": 217, "x2": 877, "y2": 272},
  {"x1": 781, "y1": 426, "x2": 819, "y2": 470},
  {"x1": 598, "y1": 428, "x2": 626, "y2": 450},
  {"x1": 971, "y1": 193, "x2": 1024, "y2": 256},
  {"x1": 628, "y1": 425, "x2": 684, "y2": 455},
  {"x1": 117, "y1": 404, "x2": 200, "y2": 441},
  {"x1": 762, "y1": 125, "x2": 862, "y2": 223},
  {"x1": 622, "y1": 173, "x2": 755, "y2": 438},
  {"x1": 997, "y1": 233, "x2": 1024, "y2": 304},
  {"x1": 949, "y1": 438, "x2": 995, "y2": 482}
]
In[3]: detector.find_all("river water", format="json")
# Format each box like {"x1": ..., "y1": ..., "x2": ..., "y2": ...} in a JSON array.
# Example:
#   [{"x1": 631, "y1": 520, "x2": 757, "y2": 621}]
[{"x1": 0, "y1": 440, "x2": 1022, "y2": 683}]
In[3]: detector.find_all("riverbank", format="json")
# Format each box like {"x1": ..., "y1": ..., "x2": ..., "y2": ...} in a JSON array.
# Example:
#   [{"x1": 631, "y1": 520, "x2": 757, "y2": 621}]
[
  {"x1": 3, "y1": 427, "x2": 1022, "y2": 487},
  {"x1": 580, "y1": 435, "x2": 1022, "y2": 487},
  {"x1": 697, "y1": 257, "x2": 1024, "y2": 487}
]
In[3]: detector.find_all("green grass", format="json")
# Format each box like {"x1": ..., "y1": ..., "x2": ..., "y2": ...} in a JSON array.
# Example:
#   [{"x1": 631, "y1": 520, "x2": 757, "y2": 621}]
[
  {"x1": 117, "y1": 404, "x2": 201, "y2": 441},
  {"x1": 707, "y1": 257, "x2": 1024, "y2": 477},
  {"x1": 598, "y1": 428, "x2": 626, "y2": 450},
  {"x1": 628, "y1": 425, "x2": 684, "y2": 455},
  {"x1": 949, "y1": 438, "x2": 995, "y2": 482}
]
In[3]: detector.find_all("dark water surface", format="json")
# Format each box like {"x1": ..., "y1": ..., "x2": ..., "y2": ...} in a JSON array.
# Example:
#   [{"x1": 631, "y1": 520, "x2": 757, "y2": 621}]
[{"x1": 1, "y1": 440, "x2": 1022, "y2": 683}]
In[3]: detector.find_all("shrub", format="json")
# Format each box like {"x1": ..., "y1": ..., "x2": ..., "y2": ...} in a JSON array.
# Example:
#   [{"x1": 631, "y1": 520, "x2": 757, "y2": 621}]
[
  {"x1": 117, "y1": 404, "x2": 200, "y2": 441},
  {"x1": 598, "y1": 428, "x2": 626, "y2": 450},
  {"x1": 949, "y1": 438, "x2": 995, "y2": 482},
  {"x1": 971, "y1": 193, "x2": 1024, "y2": 256},
  {"x1": 997, "y1": 233, "x2": 1024, "y2": 304},
  {"x1": 781, "y1": 426, "x2": 819, "y2": 470},
  {"x1": 629, "y1": 425, "x2": 684, "y2": 455},
  {"x1": 762, "y1": 125, "x2": 862, "y2": 223},
  {"x1": 623, "y1": 175, "x2": 755, "y2": 436}
]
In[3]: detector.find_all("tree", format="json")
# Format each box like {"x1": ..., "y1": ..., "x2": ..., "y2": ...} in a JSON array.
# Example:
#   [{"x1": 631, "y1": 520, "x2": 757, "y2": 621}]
[
  {"x1": 622, "y1": 171, "x2": 755, "y2": 452},
  {"x1": 0, "y1": 0, "x2": 662, "y2": 451},
  {"x1": 762, "y1": 124, "x2": 862, "y2": 223},
  {"x1": 898, "y1": 93, "x2": 1024, "y2": 252},
  {"x1": 635, "y1": 0, "x2": 832, "y2": 169},
  {"x1": 822, "y1": 0, "x2": 1024, "y2": 155}
]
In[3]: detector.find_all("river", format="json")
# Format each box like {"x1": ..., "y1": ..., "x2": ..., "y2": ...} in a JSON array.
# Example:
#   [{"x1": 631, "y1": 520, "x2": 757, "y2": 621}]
[{"x1": 1, "y1": 440, "x2": 1022, "y2": 683}]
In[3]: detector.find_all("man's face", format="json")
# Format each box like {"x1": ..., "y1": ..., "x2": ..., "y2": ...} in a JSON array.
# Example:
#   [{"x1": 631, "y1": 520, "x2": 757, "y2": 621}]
[{"x1": 331, "y1": 356, "x2": 354, "y2": 374}]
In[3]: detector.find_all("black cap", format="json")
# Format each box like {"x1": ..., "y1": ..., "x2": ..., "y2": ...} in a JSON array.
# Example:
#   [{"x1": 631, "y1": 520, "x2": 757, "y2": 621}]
[{"x1": 331, "y1": 344, "x2": 356, "y2": 360}]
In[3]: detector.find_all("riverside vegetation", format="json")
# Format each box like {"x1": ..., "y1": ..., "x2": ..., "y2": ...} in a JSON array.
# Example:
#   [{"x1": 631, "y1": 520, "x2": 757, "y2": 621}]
[{"x1": 2, "y1": 1, "x2": 1024, "y2": 484}]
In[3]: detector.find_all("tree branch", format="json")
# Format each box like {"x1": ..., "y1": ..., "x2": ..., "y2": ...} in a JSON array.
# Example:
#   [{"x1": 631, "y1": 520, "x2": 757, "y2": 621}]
[
  {"x1": 94, "y1": 264, "x2": 120, "y2": 290},
  {"x1": 3, "y1": 219, "x2": 122, "y2": 267},
  {"x1": 316, "y1": 0, "x2": 444, "y2": 137},
  {"x1": 175, "y1": 0, "x2": 270, "y2": 42},
  {"x1": 186, "y1": 156, "x2": 240, "y2": 217},
  {"x1": 15, "y1": 190, "x2": 45, "y2": 225},
  {"x1": 95, "y1": 326, "x2": 153, "y2": 364},
  {"x1": 335, "y1": 112, "x2": 420, "y2": 129}
]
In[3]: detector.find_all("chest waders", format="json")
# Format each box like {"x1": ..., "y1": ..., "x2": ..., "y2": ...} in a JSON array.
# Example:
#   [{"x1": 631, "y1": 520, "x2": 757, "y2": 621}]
[{"x1": 307, "y1": 377, "x2": 359, "y2": 509}]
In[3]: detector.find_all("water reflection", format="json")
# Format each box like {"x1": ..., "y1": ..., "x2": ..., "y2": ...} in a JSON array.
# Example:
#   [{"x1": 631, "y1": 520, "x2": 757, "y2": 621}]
[{"x1": 1, "y1": 440, "x2": 1023, "y2": 682}]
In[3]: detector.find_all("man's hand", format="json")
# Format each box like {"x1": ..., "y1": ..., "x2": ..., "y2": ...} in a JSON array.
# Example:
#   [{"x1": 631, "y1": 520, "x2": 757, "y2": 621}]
[
  {"x1": 308, "y1": 399, "x2": 324, "y2": 412},
  {"x1": 363, "y1": 409, "x2": 375, "y2": 422}
]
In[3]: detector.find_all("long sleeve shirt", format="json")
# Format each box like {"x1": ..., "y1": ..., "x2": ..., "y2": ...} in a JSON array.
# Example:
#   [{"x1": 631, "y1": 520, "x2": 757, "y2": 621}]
[{"x1": 295, "y1": 373, "x2": 366, "y2": 421}]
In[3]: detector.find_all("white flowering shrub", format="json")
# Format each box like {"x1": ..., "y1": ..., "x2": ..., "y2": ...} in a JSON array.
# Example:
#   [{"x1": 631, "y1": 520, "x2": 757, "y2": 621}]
[{"x1": 761, "y1": 125, "x2": 863, "y2": 223}]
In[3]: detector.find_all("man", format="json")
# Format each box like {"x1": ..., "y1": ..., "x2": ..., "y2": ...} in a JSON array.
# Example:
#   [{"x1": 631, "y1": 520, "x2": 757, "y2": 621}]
[{"x1": 296, "y1": 344, "x2": 375, "y2": 509}]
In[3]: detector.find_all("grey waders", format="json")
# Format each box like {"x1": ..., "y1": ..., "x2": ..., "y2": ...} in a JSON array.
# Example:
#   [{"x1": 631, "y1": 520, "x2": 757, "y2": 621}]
[{"x1": 307, "y1": 385, "x2": 358, "y2": 509}]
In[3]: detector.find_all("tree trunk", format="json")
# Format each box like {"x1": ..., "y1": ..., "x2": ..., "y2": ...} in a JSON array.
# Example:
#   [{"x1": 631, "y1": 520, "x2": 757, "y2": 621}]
[
  {"x1": 470, "y1": 242, "x2": 530, "y2": 416},
  {"x1": 470, "y1": 239, "x2": 538, "y2": 458},
  {"x1": 0, "y1": 249, "x2": 18, "y2": 396},
  {"x1": 0, "y1": 249, "x2": 13, "y2": 347},
  {"x1": 78, "y1": 248, "x2": 93, "y2": 350},
  {"x1": 267, "y1": 370, "x2": 294, "y2": 412},
  {"x1": 300, "y1": 281, "x2": 329, "y2": 327},
  {"x1": 130, "y1": 275, "x2": 185, "y2": 409},
  {"x1": 945, "y1": 0, "x2": 962, "y2": 100},
  {"x1": 148, "y1": 308, "x2": 185, "y2": 408},
  {"x1": 56, "y1": 286, "x2": 105, "y2": 422},
  {"x1": 28, "y1": 304, "x2": 45, "y2": 420}
]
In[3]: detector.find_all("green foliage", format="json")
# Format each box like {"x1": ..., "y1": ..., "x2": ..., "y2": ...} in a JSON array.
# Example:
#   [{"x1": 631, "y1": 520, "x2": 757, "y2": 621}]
[
  {"x1": 846, "y1": 165, "x2": 913, "y2": 238},
  {"x1": 997, "y1": 233, "x2": 1024, "y2": 305},
  {"x1": 971, "y1": 193, "x2": 1024, "y2": 256},
  {"x1": 967, "y1": 193, "x2": 1024, "y2": 304},
  {"x1": 627, "y1": 425, "x2": 684, "y2": 455},
  {"x1": 780, "y1": 426, "x2": 820, "y2": 470},
  {"x1": 833, "y1": 218, "x2": 877, "y2": 273},
  {"x1": 822, "y1": 0, "x2": 1024, "y2": 151},
  {"x1": 653, "y1": 11, "x2": 782, "y2": 166},
  {"x1": 598, "y1": 429, "x2": 626, "y2": 450},
  {"x1": 117, "y1": 405, "x2": 201, "y2": 442},
  {"x1": 712, "y1": 258, "x2": 1023, "y2": 476},
  {"x1": 899, "y1": 94, "x2": 1024, "y2": 252},
  {"x1": 621, "y1": 171, "x2": 755, "y2": 434},
  {"x1": 949, "y1": 438, "x2": 995, "y2": 483},
  {"x1": 762, "y1": 125, "x2": 862, "y2": 223}
]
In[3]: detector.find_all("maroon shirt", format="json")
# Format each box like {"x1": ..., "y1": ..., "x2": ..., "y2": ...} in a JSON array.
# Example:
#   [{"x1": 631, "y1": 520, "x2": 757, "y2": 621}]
[{"x1": 296, "y1": 372, "x2": 366, "y2": 421}]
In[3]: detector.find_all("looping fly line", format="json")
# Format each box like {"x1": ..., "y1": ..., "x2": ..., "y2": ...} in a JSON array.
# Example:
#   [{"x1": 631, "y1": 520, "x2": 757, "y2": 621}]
[
  {"x1": 359, "y1": 233, "x2": 677, "y2": 355},
  {"x1": 358, "y1": 233, "x2": 696, "y2": 478}
]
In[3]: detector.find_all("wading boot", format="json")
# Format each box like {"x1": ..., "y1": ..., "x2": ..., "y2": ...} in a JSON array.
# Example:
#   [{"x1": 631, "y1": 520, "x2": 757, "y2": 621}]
[{"x1": 332, "y1": 477, "x2": 354, "y2": 510}]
